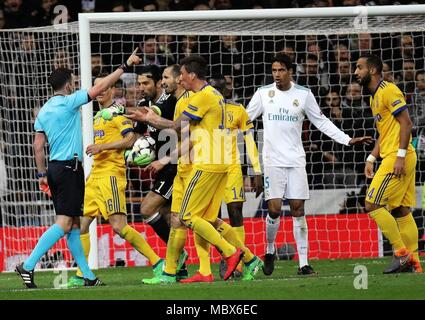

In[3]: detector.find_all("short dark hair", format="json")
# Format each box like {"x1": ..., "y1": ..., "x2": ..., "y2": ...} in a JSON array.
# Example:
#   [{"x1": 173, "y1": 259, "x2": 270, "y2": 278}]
[
  {"x1": 180, "y1": 55, "x2": 207, "y2": 80},
  {"x1": 359, "y1": 54, "x2": 383, "y2": 74},
  {"x1": 271, "y1": 53, "x2": 293, "y2": 71},
  {"x1": 139, "y1": 64, "x2": 162, "y2": 83},
  {"x1": 167, "y1": 64, "x2": 181, "y2": 78},
  {"x1": 208, "y1": 73, "x2": 226, "y2": 95},
  {"x1": 416, "y1": 69, "x2": 425, "y2": 80},
  {"x1": 49, "y1": 68, "x2": 73, "y2": 91}
]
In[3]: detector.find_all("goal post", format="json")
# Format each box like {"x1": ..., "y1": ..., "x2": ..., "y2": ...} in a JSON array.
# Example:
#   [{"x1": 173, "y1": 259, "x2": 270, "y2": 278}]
[{"x1": 1, "y1": 5, "x2": 425, "y2": 272}]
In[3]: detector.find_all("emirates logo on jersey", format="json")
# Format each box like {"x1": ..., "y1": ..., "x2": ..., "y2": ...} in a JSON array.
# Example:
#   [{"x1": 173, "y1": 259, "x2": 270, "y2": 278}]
[
  {"x1": 293, "y1": 99, "x2": 299, "y2": 107},
  {"x1": 268, "y1": 90, "x2": 275, "y2": 98}
]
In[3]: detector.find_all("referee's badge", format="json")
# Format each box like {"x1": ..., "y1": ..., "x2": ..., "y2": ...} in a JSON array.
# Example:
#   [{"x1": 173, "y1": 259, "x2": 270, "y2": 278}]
[
  {"x1": 268, "y1": 90, "x2": 275, "y2": 98},
  {"x1": 293, "y1": 99, "x2": 299, "y2": 107}
]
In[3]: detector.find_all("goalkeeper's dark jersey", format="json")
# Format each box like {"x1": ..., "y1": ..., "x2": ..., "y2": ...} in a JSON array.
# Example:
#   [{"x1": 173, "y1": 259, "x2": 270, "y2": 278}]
[{"x1": 134, "y1": 92, "x2": 177, "y2": 159}]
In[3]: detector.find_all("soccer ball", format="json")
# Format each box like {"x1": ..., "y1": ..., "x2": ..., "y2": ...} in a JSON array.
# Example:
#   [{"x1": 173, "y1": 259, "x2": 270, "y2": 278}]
[{"x1": 125, "y1": 136, "x2": 156, "y2": 166}]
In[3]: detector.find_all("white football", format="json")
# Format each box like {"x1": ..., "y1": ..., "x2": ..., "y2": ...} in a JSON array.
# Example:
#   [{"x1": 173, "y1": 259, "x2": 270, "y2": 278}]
[{"x1": 125, "y1": 136, "x2": 156, "y2": 165}]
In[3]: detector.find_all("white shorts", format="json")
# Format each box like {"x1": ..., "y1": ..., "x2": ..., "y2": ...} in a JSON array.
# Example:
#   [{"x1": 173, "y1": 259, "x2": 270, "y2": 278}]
[{"x1": 263, "y1": 166, "x2": 310, "y2": 201}]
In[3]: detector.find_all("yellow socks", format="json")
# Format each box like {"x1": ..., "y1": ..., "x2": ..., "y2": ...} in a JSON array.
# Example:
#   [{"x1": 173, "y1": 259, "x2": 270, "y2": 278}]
[
  {"x1": 186, "y1": 215, "x2": 235, "y2": 258},
  {"x1": 217, "y1": 221, "x2": 254, "y2": 263},
  {"x1": 396, "y1": 213, "x2": 419, "y2": 262},
  {"x1": 76, "y1": 232, "x2": 90, "y2": 278},
  {"x1": 369, "y1": 207, "x2": 405, "y2": 251},
  {"x1": 120, "y1": 224, "x2": 160, "y2": 266},
  {"x1": 194, "y1": 233, "x2": 212, "y2": 276},
  {"x1": 164, "y1": 227, "x2": 187, "y2": 275},
  {"x1": 234, "y1": 226, "x2": 246, "y2": 244}
]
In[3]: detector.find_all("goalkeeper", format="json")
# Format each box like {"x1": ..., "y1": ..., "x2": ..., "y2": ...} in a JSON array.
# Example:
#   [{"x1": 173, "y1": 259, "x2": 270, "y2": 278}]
[{"x1": 61, "y1": 73, "x2": 164, "y2": 288}]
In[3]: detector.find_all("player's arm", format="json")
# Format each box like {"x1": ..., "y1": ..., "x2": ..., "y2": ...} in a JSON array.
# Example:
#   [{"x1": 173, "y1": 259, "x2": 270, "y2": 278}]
[
  {"x1": 364, "y1": 135, "x2": 381, "y2": 179},
  {"x1": 86, "y1": 131, "x2": 136, "y2": 156},
  {"x1": 246, "y1": 89, "x2": 263, "y2": 121},
  {"x1": 33, "y1": 131, "x2": 48, "y2": 190},
  {"x1": 243, "y1": 131, "x2": 263, "y2": 197},
  {"x1": 305, "y1": 91, "x2": 373, "y2": 146},
  {"x1": 394, "y1": 109, "x2": 413, "y2": 176},
  {"x1": 87, "y1": 48, "x2": 141, "y2": 100}
]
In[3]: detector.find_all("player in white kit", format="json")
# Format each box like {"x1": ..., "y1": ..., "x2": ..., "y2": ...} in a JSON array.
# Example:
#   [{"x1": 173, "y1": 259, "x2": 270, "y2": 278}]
[{"x1": 246, "y1": 54, "x2": 373, "y2": 275}]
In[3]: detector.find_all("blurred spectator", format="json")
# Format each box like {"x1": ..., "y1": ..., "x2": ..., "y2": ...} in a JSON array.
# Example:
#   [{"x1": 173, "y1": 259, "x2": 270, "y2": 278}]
[
  {"x1": 297, "y1": 53, "x2": 324, "y2": 97},
  {"x1": 139, "y1": 35, "x2": 173, "y2": 67},
  {"x1": 112, "y1": 0, "x2": 128, "y2": 12},
  {"x1": 312, "y1": 0, "x2": 331, "y2": 6},
  {"x1": 39, "y1": 0, "x2": 57, "y2": 26},
  {"x1": 157, "y1": 0, "x2": 171, "y2": 10},
  {"x1": 213, "y1": 0, "x2": 232, "y2": 9},
  {"x1": 382, "y1": 61, "x2": 394, "y2": 82},
  {"x1": 334, "y1": 43, "x2": 350, "y2": 62},
  {"x1": 178, "y1": 35, "x2": 200, "y2": 61},
  {"x1": 142, "y1": 1, "x2": 158, "y2": 11},
  {"x1": 82, "y1": 0, "x2": 95, "y2": 13},
  {"x1": 91, "y1": 54, "x2": 104, "y2": 76},
  {"x1": 4, "y1": 0, "x2": 43, "y2": 28},
  {"x1": 113, "y1": 79, "x2": 127, "y2": 106},
  {"x1": 157, "y1": 34, "x2": 176, "y2": 63},
  {"x1": 411, "y1": 70, "x2": 425, "y2": 136},
  {"x1": 194, "y1": 1, "x2": 211, "y2": 9},
  {"x1": 396, "y1": 60, "x2": 416, "y2": 99},
  {"x1": 124, "y1": 82, "x2": 141, "y2": 108},
  {"x1": 0, "y1": 8, "x2": 5, "y2": 29},
  {"x1": 53, "y1": 48, "x2": 72, "y2": 70}
]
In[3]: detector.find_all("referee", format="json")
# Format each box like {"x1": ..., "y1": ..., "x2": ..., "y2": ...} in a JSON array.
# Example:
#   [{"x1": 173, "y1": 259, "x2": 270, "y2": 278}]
[{"x1": 15, "y1": 49, "x2": 141, "y2": 289}]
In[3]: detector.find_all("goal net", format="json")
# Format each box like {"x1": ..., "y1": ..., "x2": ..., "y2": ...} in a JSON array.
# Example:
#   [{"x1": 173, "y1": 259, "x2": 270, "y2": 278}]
[{"x1": 1, "y1": 6, "x2": 425, "y2": 272}]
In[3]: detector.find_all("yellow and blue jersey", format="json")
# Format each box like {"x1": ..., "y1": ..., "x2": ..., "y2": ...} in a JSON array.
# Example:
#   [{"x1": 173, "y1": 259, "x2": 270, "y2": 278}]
[{"x1": 370, "y1": 81, "x2": 415, "y2": 158}]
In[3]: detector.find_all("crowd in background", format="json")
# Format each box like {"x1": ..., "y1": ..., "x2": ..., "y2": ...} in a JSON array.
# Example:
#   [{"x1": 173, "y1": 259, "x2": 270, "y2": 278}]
[{"x1": 0, "y1": 0, "x2": 423, "y2": 30}]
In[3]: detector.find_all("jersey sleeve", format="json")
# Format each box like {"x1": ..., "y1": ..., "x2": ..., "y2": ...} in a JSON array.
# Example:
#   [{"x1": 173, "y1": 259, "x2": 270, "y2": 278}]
[
  {"x1": 34, "y1": 117, "x2": 43, "y2": 132},
  {"x1": 65, "y1": 89, "x2": 90, "y2": 111},
  {"x1": 239, "y1": 107, "x2": 254, "y2": 134},
  {"x1": 246, "y1": 89, "x2": 263, "y2": 121},
  {"x1": 385, "y1": 85, "x2": 407, "y2": 116},
  {"x1": 114, "y1": 116, "x2": 134, "y2": 136},
  {"x1": 304, "y1": 90, "x2": 351, "y2": 146},
  {"x1": 182, "y1": 91, "x2": 210, "y2": 121}
]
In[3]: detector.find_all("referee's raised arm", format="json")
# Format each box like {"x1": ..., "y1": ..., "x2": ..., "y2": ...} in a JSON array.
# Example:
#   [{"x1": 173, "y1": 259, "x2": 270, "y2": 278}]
[{"x1": 88, "y1": 48, "x2": 141, "y2": 100}]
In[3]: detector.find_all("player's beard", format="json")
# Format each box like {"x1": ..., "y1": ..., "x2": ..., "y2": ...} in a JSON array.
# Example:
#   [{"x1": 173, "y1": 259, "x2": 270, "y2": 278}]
[{"x1": 358, "y1": 73, "x2": 371, "y2": 87}]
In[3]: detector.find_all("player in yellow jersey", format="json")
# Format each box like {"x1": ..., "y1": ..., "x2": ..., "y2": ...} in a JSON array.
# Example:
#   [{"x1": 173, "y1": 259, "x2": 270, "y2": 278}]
[
  {"x1": 61, "y1": 74, "x2": 164, "y2": 288},
  {"x1": 189, "y1": 74, "x2": 263, "y2": 281},
  {"x1": 355, "y1": 54, "x2": 422, "y2": 273},
  {"x1": 127, "y1": 56, "x2": 244, "y2": 283}
]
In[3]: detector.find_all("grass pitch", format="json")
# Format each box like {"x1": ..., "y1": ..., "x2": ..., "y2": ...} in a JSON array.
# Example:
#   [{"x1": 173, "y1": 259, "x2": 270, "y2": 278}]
[{"x1": 1, "y1": 257, "x2": 424, "y2": 300}]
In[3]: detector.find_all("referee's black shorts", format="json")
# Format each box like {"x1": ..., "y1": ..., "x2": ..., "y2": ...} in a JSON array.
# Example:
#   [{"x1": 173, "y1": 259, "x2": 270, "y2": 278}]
[
  {"x1": 47, "y1": 160, "x2": 84, "y2": 217},
  {"x1": 152, "y1": 164, "x2": 177, "y2": 203}
]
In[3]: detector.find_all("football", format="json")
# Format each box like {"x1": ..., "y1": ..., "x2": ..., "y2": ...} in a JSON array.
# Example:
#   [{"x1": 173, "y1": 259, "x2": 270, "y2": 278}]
[{"x1": 125, "y1": 135, "x2": 156, "y2": 166}]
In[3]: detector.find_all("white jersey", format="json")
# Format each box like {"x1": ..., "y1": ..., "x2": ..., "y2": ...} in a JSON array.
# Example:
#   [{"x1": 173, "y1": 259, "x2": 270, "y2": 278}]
[{"x1": 247, "y1": 82, "x2": 351, "y2": 167}]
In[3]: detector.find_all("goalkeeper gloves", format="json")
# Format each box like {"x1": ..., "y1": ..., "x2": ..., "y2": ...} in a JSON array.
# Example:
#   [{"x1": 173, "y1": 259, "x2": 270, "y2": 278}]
[
  {"x1": 133, "y1": 153, "x2": 153, "y2": 166},
  {"x1": 99, "y1": 105, "x2": 125, "y2": 121}
]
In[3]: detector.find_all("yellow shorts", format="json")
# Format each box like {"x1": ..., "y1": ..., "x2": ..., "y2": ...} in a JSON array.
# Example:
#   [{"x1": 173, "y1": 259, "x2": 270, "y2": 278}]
[
  {"x1": 179, "y1": 169, "x2": 227, "y2": 223},
  {"x1": 171, "y1": 171, "x2": 191, "y2": 214},
  {"x1": 366, "y1": 153, "x2": 416, "y2": 210},
  {"x1": 224, "y1": 164, "x2": 245, "y2": 204},
  {"x1": 84, "y1": 175, "x2": 127, "y2": 220}
]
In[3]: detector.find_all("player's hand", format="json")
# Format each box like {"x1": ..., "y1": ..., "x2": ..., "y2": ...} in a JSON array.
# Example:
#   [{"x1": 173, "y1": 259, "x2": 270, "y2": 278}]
[
  {"x1": 143, "y1": 160, "x2": 165, "y2": 174},
  {"x1": 126, "y1": 48, "x2": 141, "y2": 67},
  {"x1": 99, "y1": 105, "x2": 125, "y2": 120},
  {"x1": 125, "y1": 107, "x2": 156, "y2": 123},
  {"x1": 86, "y1": 144, "x2": 103, "y2": 156},
  {"x1": 133, "y1": 153, "x2": 153, "y2": 166},
  {"x1": 38, "y1": 177, "x2": 51, "y2": 197},
  {"x1": 253, "y1": 174, "x2": 264, "y2": 198},
  {"x1": 393, "y1": 157, "x2": 406, "y2": 177},
  {"x1": 364, "y1": 161, "x2": 375, "y2": 179},
  {"x1": 349, "y1": 136, "x2": 374, "y2": 146}
]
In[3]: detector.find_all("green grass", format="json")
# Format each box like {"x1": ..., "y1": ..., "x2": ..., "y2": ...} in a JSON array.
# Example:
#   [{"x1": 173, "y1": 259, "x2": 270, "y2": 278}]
[{"x1": 1, "y1": 258, "x2": 425, "y2": 300}]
